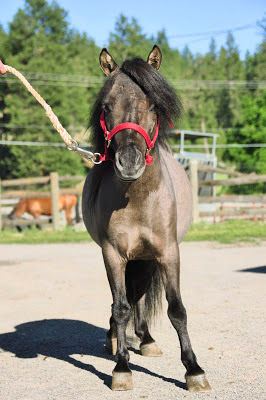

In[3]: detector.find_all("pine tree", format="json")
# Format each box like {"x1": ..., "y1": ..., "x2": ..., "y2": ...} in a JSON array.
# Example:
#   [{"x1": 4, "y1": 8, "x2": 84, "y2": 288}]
[
  {"x1": 0, "y1": 0, "x2": 94, "y2": 178},
  {"x1": 225, "y1": 20, "x2": 266, "y2": 178},
  {"x1": 108, "y1": 15, "x2": 152, "y2": 64},
  {"x1": 0, "y1": 25, "x2": 14, "y2": 179},
  {"x1": 216, "y1": 32, "x2": 244, "y2": 129}
]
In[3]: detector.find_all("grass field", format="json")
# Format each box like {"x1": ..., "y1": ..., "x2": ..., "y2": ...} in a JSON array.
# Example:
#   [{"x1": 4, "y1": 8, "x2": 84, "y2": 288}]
[
  {"x1": 0, "y1": 220, "x2": 265, "y2": 245},
  {"x1": 185, "y1": 220, "x2": 265, "y2": 243}
]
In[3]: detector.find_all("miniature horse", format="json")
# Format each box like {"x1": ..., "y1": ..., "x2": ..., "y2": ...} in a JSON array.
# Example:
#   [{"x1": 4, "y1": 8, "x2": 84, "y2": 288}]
[
  {"x1": 82, "y1": 45, "x2": 211, "y2": 392},
  {"x1": 9, "y1": 194, "x2": 80, "y2": 225}
]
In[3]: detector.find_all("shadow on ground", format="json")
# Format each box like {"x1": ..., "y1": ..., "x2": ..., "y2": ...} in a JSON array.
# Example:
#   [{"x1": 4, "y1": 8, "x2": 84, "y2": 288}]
[
  {"x1": 0, "y1": 319, "x2": 186, "y2": 390},
  {"x1": 237, "y1": 265, "x2": 266, "y2": 274}
]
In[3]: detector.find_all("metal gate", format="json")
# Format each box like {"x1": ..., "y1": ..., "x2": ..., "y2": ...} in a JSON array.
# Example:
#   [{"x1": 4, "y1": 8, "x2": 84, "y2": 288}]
[{"x1": 171, "y1": 130, "x2": 219, "y2": 196}]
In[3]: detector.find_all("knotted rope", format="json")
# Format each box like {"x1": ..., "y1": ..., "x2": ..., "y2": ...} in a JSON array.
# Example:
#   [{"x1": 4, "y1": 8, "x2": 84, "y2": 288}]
[{"x1": 0, "y1": 60, "x2": 72, "y2": 147}]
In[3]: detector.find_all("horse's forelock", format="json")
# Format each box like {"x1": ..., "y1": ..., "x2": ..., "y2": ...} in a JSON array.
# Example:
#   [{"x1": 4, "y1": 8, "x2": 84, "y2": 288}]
[{"x1": 120, "y1": 58, "x2": 182, "y2": 123}]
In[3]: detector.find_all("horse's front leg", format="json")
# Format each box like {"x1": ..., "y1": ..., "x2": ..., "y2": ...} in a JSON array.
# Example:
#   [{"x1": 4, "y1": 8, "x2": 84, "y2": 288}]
[
  {"x1": 105, "y1": 315, "x2": 117, "y2": 355},
  {"x1": 158, "y1": 244, "x2": 211, "y2": 393},
  {"x1": 102, "y1": 244, "x2": 133, "y2": 391}
]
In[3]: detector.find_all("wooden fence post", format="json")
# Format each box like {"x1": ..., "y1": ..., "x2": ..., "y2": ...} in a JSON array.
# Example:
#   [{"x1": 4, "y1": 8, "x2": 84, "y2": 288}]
[
  {"x1": 50, "y1": 172, "x2": 60, "y2": 230},
  {"x1": 190, "y1": 160, "x2": 199, "y2": 223},
  {"x1": 0, "y1": 179, "x2": 2, "y2": 231}
]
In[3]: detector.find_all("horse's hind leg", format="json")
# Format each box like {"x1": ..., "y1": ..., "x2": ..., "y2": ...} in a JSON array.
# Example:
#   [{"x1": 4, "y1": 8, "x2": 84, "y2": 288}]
[
  {"x1": 64, "y1": 207, "x2": 73, "y2": 225},
  {"x1": 159, "y1": 245, "x2": 211, "y2": 392},
  {"x1": 134, "y1": 294, "x2": 163, "y2": 357},
  {"x1": 102, "y1": 245, "x2": 133, "y2": 391},
  {"x1": 105, "y1": 259, "x2": 162, "y2": 357},
  {"x1": 125, "y1": 259, "x2": 163, "y2": 356},
  {"x1": 30, "y1": 211, "x2": 42, "y2": 229}
]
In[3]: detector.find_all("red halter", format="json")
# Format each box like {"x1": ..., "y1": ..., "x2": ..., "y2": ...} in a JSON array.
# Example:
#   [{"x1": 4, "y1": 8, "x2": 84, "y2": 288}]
[{"x1": 99, "y1": 109, "x2": 160, "y2": 165}]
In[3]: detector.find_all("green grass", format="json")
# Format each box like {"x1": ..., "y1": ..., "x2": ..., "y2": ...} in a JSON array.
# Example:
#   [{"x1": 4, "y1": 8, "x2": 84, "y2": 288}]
[
  {"x1": 0, "y1": 220, "x2": 265, "y2": 245},
  {"x1": 185, "y1": 220, "x2": 266, "y2": 244},
  {"x1": 0, "y1": 226, "x2": 92, "y2": 244},
  {"x1": 215, "y1": 173, "x2": 228, "y2": 195}
]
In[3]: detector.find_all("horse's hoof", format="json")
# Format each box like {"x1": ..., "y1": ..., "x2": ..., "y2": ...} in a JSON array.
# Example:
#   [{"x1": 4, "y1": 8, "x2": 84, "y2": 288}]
[
  {"x1": 111, "y1": 371, "x2": 133, "y2": 391},
  {"x1": 140, "y1": 342, "x2": 163, "y2": 357},
  {"x1": 185, "y1": 373, "x2": 212, "y2": 392},
  {"x1": 105, "y1": 337, "x2": 117, "y2": 355}
]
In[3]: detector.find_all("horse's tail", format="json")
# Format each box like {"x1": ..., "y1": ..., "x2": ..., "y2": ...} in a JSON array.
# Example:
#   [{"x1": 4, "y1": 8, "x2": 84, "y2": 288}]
[
  {"x1": 8, "y1": 199, "x2": 27, "y2": 219},
  {"x1": 75, "y1": 195, "x2": 81, "y2": 223},
  {"x1": 125, "y1": 260, "x2": 163, "y2": 328}
]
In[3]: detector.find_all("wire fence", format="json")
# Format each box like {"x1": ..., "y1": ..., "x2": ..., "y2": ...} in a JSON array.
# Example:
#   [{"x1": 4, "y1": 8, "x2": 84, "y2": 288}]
[
  {"x1": 1, "y1": 140, "x2": 265, "y2": 149},
  {"x1": 1, "y1": 70, "x2": 265, "y2": 90}
]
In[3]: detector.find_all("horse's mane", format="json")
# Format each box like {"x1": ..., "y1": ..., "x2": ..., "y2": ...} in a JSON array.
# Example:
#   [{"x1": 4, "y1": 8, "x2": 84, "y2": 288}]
[{"x1": 88, "y1": 57, "x2": 182, "y2": 154}]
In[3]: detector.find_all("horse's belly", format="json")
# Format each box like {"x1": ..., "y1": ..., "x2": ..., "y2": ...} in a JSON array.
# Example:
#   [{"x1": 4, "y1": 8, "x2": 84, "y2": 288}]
[
  {"x1": 160, "y1": 149, "x2": 193, "y2": 243},
  {"x1": 27, "y1": 199, "x2": 52, "y2": 216}
]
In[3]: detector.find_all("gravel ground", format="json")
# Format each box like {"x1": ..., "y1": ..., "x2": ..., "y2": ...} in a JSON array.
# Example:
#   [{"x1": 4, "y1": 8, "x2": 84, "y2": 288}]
[{"x1": 0, "y1": 241, "x2": 265, "y2": 400}]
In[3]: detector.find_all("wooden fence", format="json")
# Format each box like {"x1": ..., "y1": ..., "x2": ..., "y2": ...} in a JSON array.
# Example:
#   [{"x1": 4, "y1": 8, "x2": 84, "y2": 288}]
[
  {"x1": 189, "y1": 161, "x2": 266, "y2": 223},
  {"x1": 0, "y1": 164, "x2": 265, "y2": 230},
  {"x1": 0, "y1": 172, "x2": 85, "y2": 230}
]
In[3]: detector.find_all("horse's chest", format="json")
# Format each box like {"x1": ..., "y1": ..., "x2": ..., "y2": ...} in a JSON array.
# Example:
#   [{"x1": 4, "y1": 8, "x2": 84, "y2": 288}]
[{"x1": 108, "y1": 199, "x2": 175, "y2": 260}]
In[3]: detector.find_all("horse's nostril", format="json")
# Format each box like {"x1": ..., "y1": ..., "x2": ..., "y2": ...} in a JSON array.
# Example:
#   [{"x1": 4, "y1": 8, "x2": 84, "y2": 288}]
[
  {"x1": 135, "y1": 150, "x2": 142, "y2": 166},
  {"x1": 119, "y1": 155, "x2": 124, "y2": 167},
  {"x1": 115, "y1": 152, "x2": 124, "y2": 171}
]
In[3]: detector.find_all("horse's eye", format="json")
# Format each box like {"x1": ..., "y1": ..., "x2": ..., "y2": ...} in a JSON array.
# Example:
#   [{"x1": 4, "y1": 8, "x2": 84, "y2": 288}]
[
  {"x1": 103, "y1": 104, "x2": 111, "y2": 113},
  {"x1": 149, "y1": 105, "x2": 156, "y2": 114}
]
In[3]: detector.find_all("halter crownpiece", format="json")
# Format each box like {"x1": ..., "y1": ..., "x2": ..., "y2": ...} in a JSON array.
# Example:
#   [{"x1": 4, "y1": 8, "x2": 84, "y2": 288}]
[{"x1": 99, "y1": 109, "x2": 160, "y2": 165}]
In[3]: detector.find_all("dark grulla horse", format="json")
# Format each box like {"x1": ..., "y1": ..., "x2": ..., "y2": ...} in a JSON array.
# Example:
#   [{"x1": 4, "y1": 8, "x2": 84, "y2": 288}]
[{"x1": 82, "y1": 45, "x2": 211, "y2": 392}]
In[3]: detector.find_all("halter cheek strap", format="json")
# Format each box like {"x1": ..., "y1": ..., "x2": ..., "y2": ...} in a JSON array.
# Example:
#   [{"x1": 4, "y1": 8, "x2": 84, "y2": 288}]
[{"x1": 99, "y1": 109, "x2": 159, "y2": 165}]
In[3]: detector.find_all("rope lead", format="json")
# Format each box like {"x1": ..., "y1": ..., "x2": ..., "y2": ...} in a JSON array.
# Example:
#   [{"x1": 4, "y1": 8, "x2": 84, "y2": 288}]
[{"x1": 0, "y1": 60, "x2": 73, "y2": 147}]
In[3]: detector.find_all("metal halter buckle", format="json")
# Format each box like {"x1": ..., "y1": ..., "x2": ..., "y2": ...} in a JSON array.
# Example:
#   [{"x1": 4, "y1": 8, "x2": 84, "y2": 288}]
[
  {"x1": 67, "y1": 140, "x2": 102, "y2": 164},
  {"x1": 105, "y1": 136, "x2": 111, "y2": 148}
]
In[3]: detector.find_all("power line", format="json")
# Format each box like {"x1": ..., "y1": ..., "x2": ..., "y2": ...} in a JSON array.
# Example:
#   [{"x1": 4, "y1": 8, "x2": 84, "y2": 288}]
[
  {"x1": 169, "y1": 80, "x2": 266, "y2": 90},
  {"x1": 0, "y1": 70, "x2": 104, "y2": 83},
  {"x1": 168, "y1": 22, "x2": 259, "y2": 40},
  {"x1": 1, "y1": 77, "x2": 265, "y2": 89},
  {"x1": 0, "y1": 140, "x2": 91, "y2": 147},
  {"x1": 0, "y1": 123, "x2": 86, "y2": 131},
  {"x1": 0, "y1": 79, "x2": 101, "y2": 88},
  {"x1": 172, "y1": 143, "x2": 266, "y2": 149}
]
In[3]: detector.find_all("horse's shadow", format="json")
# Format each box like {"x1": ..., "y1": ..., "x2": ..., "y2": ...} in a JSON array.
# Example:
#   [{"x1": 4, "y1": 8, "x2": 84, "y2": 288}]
[{"x1": 0, "y1": 319, "x2": 186, "y2": 390}]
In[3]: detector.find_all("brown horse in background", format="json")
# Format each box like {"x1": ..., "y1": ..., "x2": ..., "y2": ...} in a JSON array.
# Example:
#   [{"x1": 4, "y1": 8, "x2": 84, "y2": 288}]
[{"x1": 9, "y1": 194, "x2": 80, "y2": 225}]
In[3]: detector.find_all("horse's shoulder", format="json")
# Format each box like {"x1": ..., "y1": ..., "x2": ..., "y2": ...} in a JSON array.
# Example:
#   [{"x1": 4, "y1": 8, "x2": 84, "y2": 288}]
[{"x1": 159, "y1": 147, "x2": 188, "y2": 179}]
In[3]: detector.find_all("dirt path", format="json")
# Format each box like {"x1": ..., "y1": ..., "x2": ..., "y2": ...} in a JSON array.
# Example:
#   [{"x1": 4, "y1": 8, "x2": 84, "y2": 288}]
[{"x1": 0, "y1": 242, "x2": 265, "y2": 400}]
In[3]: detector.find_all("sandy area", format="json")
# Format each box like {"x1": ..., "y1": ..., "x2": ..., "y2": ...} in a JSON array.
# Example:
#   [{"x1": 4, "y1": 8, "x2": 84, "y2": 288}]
[{"x1": 0, "y1": 241, "x2": 265, "y2": 400}]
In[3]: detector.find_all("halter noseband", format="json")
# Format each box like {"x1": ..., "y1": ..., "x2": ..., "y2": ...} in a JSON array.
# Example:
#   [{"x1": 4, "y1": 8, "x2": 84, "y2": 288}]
[{"x1": 99, "y1": 109, "x2": 160, "y2": 165}]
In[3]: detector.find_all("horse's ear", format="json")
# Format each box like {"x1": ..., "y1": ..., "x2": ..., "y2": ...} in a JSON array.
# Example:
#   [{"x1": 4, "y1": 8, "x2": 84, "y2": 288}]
[
  {"x1": 147, "y1": 45, "x2": 162, "y2": 70},
  {"x1": 99, "y1": 48, "x2": 118, "y2": 76}
]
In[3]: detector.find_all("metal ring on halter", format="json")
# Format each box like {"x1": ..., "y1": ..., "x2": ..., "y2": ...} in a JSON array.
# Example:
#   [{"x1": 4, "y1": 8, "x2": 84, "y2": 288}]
[
  {"x1": 67, "y1": 139, "x2": 79, "y2": 151},
  {"x1": 92, "y1": 153, "x2": 102, "y2": 164},
  {"x1": 67, "y1": 140, "x2": 102, "y2": 164}
]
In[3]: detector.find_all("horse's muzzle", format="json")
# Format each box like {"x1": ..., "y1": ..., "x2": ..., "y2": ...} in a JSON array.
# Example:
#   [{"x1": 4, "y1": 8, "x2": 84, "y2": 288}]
[{"x1": 114, "y1": 146, "x2": 146, "y2": 181}]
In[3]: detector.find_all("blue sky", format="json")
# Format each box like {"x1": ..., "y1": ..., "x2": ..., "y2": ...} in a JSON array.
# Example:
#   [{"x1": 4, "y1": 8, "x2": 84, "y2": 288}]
[{"x1": 1, "y1": 0, "x2": 265, "y2": 58}]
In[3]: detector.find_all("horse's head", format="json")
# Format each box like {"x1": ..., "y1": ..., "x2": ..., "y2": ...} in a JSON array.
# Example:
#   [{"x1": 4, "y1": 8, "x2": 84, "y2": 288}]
[{"x1": 99, "y1": 46, "x2": 162, "y2": 182}]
